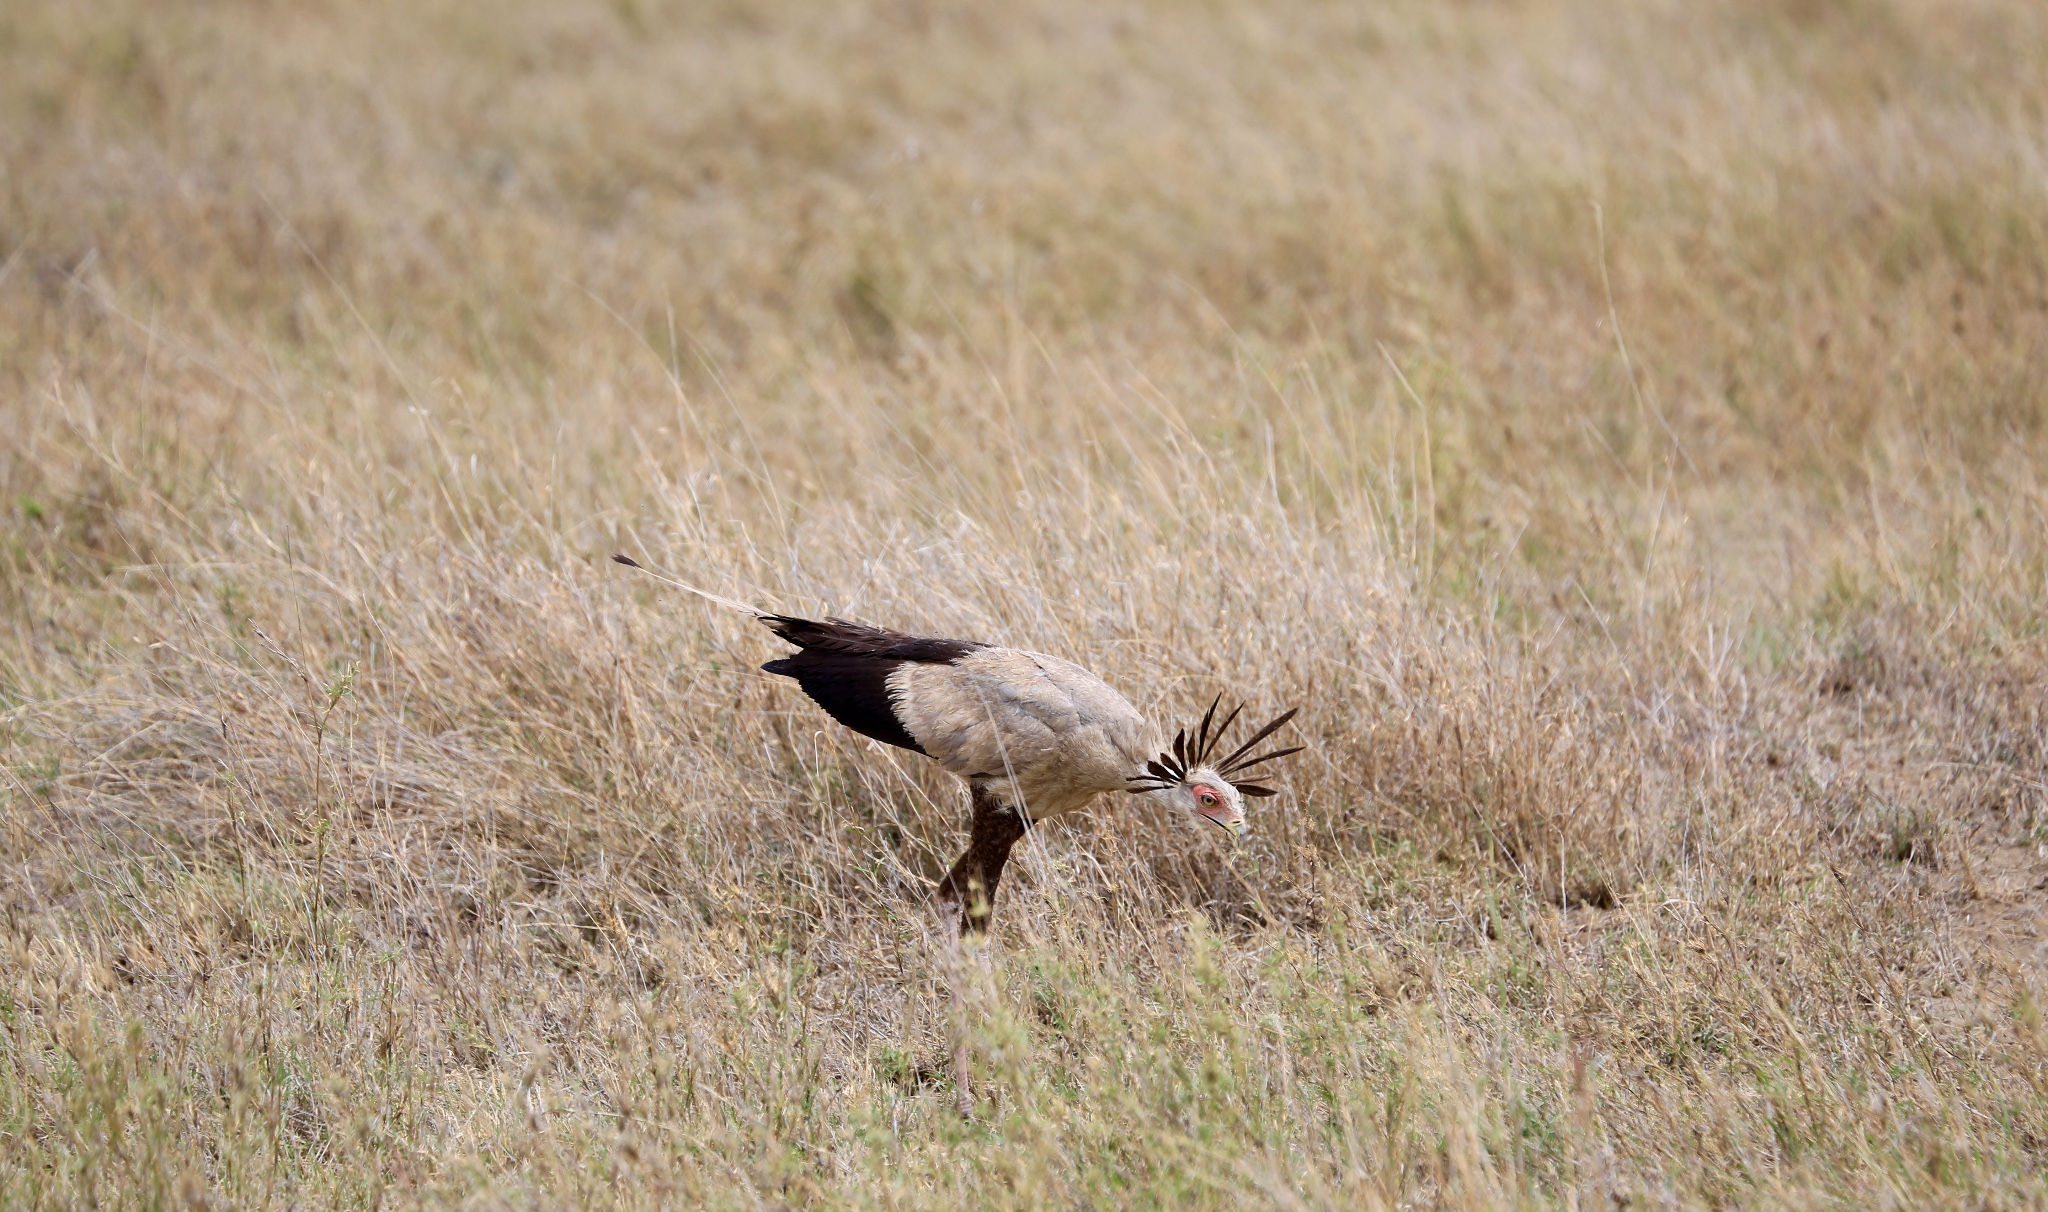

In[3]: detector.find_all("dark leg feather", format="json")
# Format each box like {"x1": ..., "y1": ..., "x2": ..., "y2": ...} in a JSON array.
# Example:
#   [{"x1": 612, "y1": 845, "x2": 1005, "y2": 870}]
[{"x1": 937, "y1": 782, "x2": 1029, "y2": 934}]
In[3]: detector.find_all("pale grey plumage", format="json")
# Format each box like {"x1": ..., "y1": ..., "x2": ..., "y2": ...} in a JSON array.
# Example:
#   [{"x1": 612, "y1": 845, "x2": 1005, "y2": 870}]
[{"x1": 889, "y1": 647, "x2": 1158, "y2": 821}]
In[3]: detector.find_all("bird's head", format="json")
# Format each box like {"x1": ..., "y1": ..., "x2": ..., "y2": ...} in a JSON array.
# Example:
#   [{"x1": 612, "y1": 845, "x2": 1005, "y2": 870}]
[
  {"x1": 1127, "y1": 697, "x2": 1303, "y2": 838},
  {"x1": 1176, "y1": 771, "x2": 1250, "y2": 836}
]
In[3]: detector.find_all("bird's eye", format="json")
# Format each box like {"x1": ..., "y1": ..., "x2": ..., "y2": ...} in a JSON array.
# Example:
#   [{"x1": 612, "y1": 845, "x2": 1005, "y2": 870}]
[{"x1": 1197, "y1": 791, "x2": 1217, "y2": 807}]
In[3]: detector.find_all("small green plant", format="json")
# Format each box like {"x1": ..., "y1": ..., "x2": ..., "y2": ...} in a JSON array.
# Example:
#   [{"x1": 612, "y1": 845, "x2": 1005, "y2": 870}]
[{"x1": 1884, "y1": 806, "x2": 1938, "y2": 867}]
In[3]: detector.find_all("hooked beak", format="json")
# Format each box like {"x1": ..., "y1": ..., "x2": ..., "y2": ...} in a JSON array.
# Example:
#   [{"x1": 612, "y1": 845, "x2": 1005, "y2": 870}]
[{"x1": 1198, "y1": 801, "x2": 1247, "y2": 837}]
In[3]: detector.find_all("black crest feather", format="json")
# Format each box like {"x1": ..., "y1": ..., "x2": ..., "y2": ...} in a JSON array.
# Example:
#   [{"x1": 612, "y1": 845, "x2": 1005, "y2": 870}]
[
  {"x1": 1136, "y1": 701, "x2": 1304, "y2": 798},
  {"x1": 1219, "y1": 744, "x2": 1305, "y2": 777},
  {"x1": 1191, "y1": 695, "x2": 1221, "y2": 765},
  {"x1": 1214, "y1": 707, "x2": 1300, "y2": 774}
]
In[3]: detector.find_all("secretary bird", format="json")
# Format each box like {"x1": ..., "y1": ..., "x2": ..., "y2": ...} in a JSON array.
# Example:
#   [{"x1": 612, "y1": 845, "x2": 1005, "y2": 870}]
[{"x1": 613, "y1": 555, "x2": 1303, "y2": 933}]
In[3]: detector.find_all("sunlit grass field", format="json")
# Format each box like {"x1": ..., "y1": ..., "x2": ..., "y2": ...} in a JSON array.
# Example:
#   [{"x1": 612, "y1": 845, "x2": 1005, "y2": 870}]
[{"x1": 4, "y1": 0, "x2": 2047, "y2": 1206}]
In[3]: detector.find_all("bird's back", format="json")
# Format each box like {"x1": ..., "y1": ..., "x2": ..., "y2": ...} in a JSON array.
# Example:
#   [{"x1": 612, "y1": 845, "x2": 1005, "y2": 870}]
[{"x1": 759, "y1": 615, "x2": 1152, "y2": 818}]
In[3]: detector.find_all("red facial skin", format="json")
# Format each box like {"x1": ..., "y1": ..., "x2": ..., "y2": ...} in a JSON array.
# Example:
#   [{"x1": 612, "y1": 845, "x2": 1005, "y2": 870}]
[{"x1": 1191, "y1": 782, "x2": 1243, "y2": 834}]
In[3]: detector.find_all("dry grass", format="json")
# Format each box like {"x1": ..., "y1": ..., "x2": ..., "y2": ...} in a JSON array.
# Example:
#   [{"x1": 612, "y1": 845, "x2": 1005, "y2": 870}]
[{"x1": 4, "y1": 0, "x2": 2048, "y2": 1206}]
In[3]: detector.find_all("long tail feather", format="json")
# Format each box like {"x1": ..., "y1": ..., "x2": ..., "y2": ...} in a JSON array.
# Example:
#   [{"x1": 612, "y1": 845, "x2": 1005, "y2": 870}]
[{"x1": 611, "y1": 554, "x2": 768, "y2": 619}]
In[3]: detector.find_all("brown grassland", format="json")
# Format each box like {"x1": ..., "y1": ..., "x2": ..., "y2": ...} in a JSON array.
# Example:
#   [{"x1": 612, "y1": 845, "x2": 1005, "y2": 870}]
[{"x1": 4, "y1": 0, "x2": 2048, "y2": 1206}]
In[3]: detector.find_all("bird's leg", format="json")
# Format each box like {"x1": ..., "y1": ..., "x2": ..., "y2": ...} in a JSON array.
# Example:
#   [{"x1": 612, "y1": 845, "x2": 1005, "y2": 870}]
[
  {"x1": 936, "y1": 782, "x2": 1029, "y2": 936},
  {"x1": 935, "y1": 783, "x2": 1027, "y2": 1118},
  {"x1": 942, "y1": 939, "x2": 996, "y2": 1120}
]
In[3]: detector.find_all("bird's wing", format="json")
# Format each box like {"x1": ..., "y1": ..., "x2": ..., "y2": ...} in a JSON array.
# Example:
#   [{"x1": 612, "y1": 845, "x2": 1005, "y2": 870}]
[
  {"x1": 758, "y1": 615, "x2": 987, "y2": 755},
  {"x1": 759, "y1": 615, "x2": 985, "y2": 664},
  {"x1": 886, "y1": 649, "x2": 1052, "y2": 775},
  {"x1": 1024, "y1": 653, "x2": 1153, "y2": 757},
  {"x1": 890, "y1": 648, "x2": 1146, "y2": 791}
]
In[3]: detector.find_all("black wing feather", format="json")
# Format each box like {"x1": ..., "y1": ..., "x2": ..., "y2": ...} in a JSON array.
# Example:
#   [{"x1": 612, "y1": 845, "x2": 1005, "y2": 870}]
[
  {"x1": 761, "y1": 615, "x2": 984, "y2": 663},
  {"x1": 759, "y1": 615, "x2": 987, "y2": 755},
  {"x1": 762, "y1": 650, "x2": 925, "y2": 753}
]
